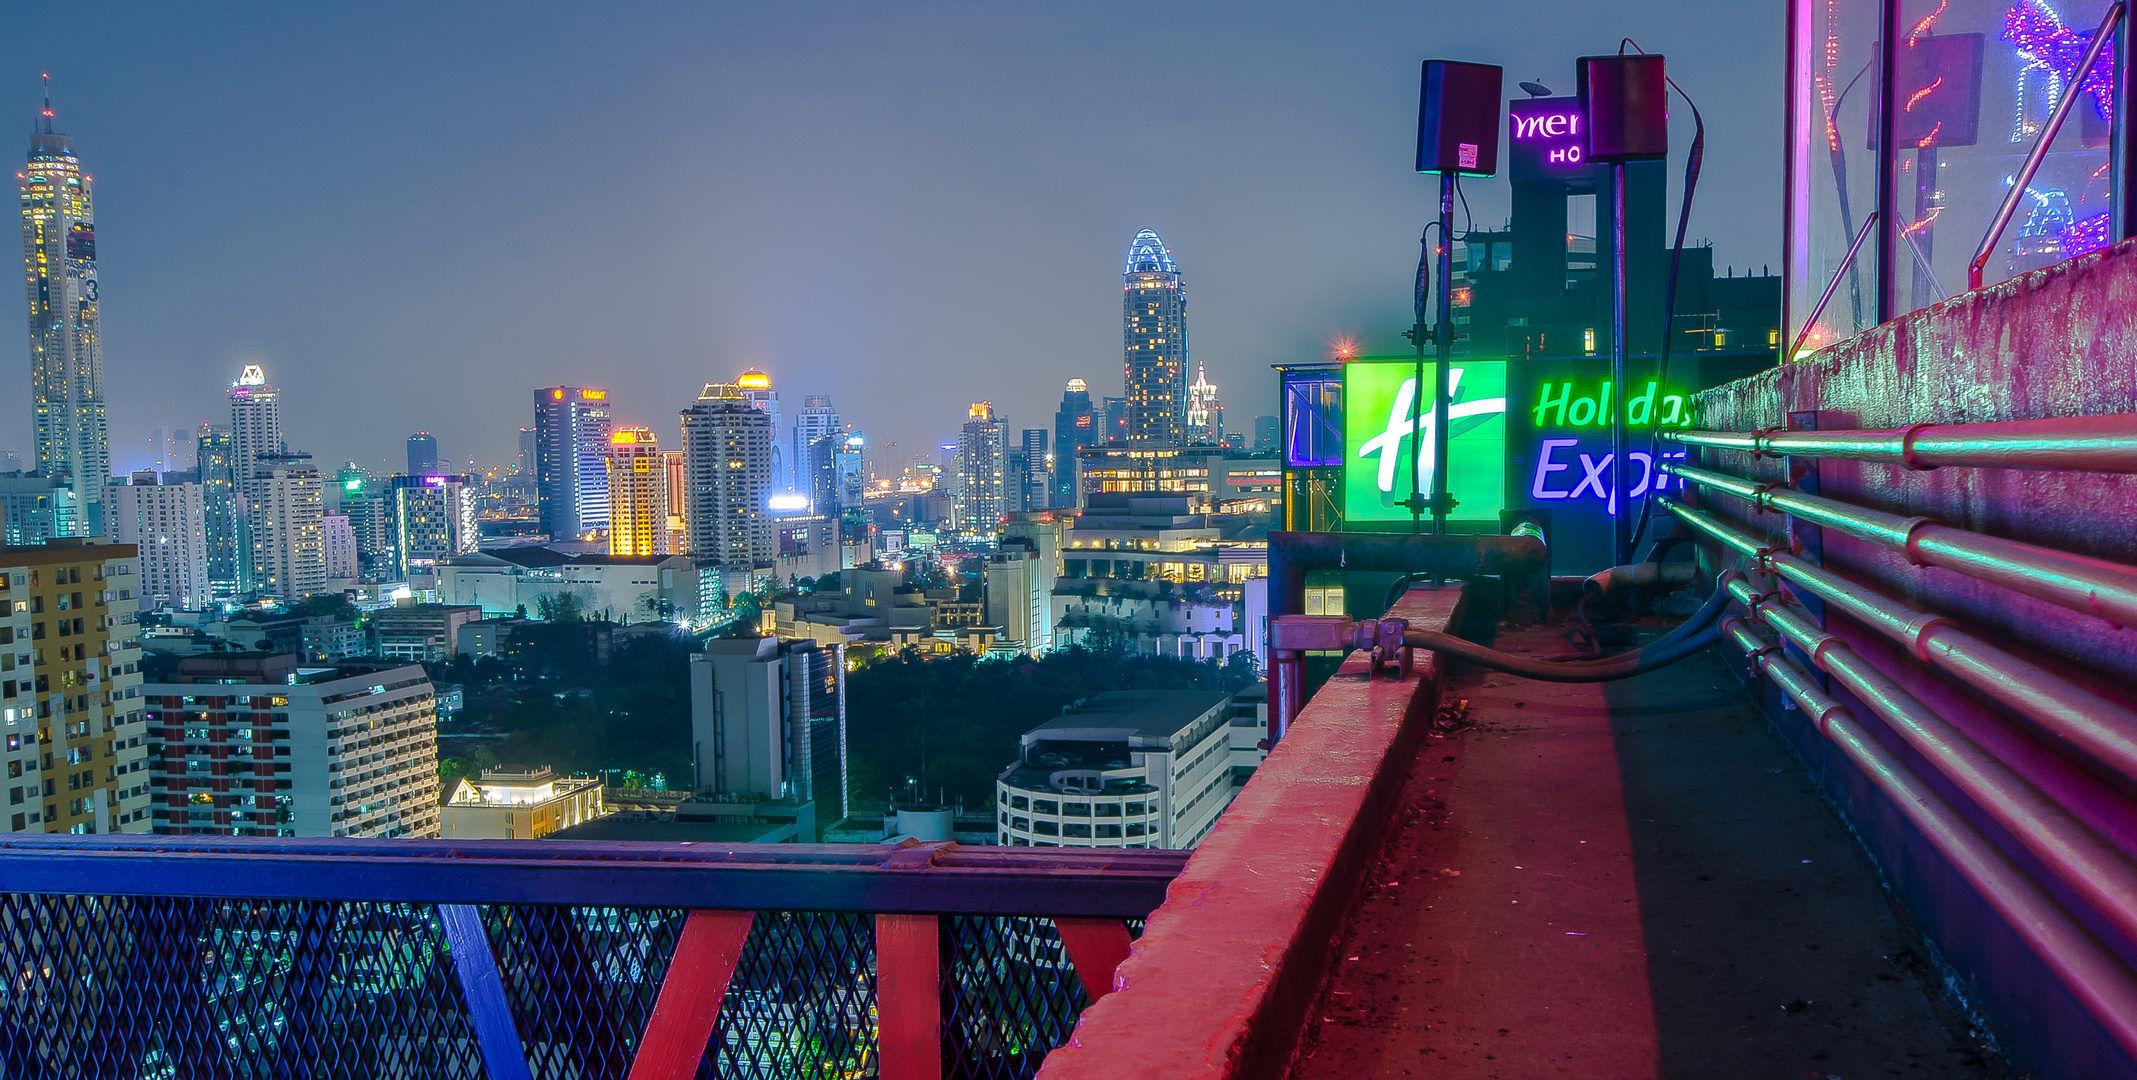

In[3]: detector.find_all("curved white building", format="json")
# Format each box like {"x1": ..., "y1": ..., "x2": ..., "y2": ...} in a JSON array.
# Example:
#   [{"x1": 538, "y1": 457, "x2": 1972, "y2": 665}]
[{"x1": 996, "y1": 689, "x2": 1238, "y2": 849}]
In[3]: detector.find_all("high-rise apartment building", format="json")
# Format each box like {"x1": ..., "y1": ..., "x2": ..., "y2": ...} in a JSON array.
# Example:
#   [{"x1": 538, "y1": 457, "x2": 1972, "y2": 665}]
[
  {"x1": 0, "y1": 474, "x2": 80, "y2": 545},
  {"x1": 229, "y1": 366, "x2": 282, "y2": 487},
  {"x1": 21, "y1": 86, "x2": 109, "y2": 536},
  {"x1": 336, "y1": 471, "x2": 394, "y2": 581},
  {"x1": 954, "y1": 402, "x2": 1006, "y2": 532},
  {"x1": 793, "y1": 395, "x2": 840, "y2": 493},
  {"x1": 533, "y1": 387, "x2": 612, "y2": 542},
  {"x1": 1018, "y1": 429, "x2": 1049, "y2": 512},
  {"x1": 104, "y1": 473, "x2": 209, "y2": 611},
  {"x1": 321, "y1": 513, "x2": 358, "y2": 580},
  {"x1": 1053, "y1": 379, "x2": 1095, "y2": 508},
  {"x1": 681, "y1": 382, "x2": 774, "y2": 570},
  {"x1": 517, "y1": 427, "x2": 538, "y2": 475},
  {"x1": 1186, "y1": 362, "x2": 1224, "y2": 445},
  {"x1": 605, "y1": 428, "x2": 667, "y2": 557},
  {"x1": 834, "y1": 434, "x2": 867, "y2": 510},
  {"x1": 390, "y1": 474, "x2": 477, "y2": 578},
  {"x1": 736, "y1": 370, "x2": 784, "y2": 491},
  {"x1": 0, "y1": 539, "x2": 152, "y2": 834},
  {"x1": 248, "y1": 455, "x2": 325, "y2": 602},
  {"x1": 688, "y1": 637, "x2": 845, "y2": 835},
  {"x1": 1123, "y1": 229, "x2": 1188, "y2": 443},
  {"x1": 196, "y1": 425, "x2": 240, "y2": 598},
  {"x1": 140, "y1": 653, "x2": 440, "y2": 838},
  {"x1": 406, "y1": 433, "x2": 439, "y2": 476}
]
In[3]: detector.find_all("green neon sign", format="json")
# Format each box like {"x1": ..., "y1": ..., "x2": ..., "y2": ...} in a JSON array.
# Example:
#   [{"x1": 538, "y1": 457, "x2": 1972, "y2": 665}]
[
  {"x1": 1342, "y1": 359, "x2": 1507, "y2": 522},
  {"x1": 1530, "y1": 379, "x2": 1693, "y2": 429}
]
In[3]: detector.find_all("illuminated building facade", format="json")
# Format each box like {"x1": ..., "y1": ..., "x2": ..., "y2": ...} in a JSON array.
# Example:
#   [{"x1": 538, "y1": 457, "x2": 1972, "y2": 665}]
[
  {"x1": 1123, "y1": 230, "x2": 1187, "y2": 443},
  {"x1": 20, "y1": 85, "x2": 108, "y2": 535},
  {"x1": 196, "y1": 425, "x2": 240, "y2": 598},
  {"x1": 736, "y1": 369, "x2": 784, "y2": 490},
  {"x1": 953, "y1": 402, "x2": 1006, "y2": 532},
  {"x1": 390, "y1": 474, "x2": 478, "y2": 577},
  {"x1": 604, "y1": 428, "x2": 667, "y2": 557},
  {"x1": 0, "y1": 540, "x2": 150, "y2": 834},
  {"x1": 228, "y1": 366, "x2": 282, "y2": 493},
  {"x1": 680, "y1": 381, "x2": 774, "y2": 570},
  {"x1": 1185, "y1": 363, "x2": 1223, "y2": 445},
  {"x1": 532, "y1": 387, "x2": 611, "y2": 542},
  {"x1": 248, "y1": 455, "x2": 325, "y2": 602},
  {"x1": 662, "y1": 449, "x2": 689, "y2": 554},
  {"x1": 1053, "y1": 379, "x2": 1095, "y2": 508},
  {"x1": 793, "y1": 395, "x2": 840, "y2": 494}
]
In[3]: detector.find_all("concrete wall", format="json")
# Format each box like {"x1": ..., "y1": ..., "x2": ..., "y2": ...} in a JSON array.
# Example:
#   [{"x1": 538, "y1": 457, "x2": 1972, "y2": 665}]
[{"x1": 1688, "y1": 239, "x2": 2137, "y2": 1076}]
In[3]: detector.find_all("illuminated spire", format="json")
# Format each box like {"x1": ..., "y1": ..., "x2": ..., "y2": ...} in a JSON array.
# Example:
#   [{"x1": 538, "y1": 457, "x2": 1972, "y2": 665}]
[
  {"x1": 1123, "y1": 229, "x2": 1177, "y2": 276},
  {"x1": 37, "y1": 73, "x2": 54, "y2": 134}
]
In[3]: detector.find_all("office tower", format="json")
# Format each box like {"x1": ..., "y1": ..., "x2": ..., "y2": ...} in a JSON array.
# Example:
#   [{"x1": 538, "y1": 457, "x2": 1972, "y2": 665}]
[
  {"x1": 793, "y1": 395, "x2": 840, "y2": 493},
  {"x1": 196, "y1": 425, "x2": 240, "y2": 598},
  {"x1": 834, "y1": 434, "x2": 866, "y2": 508},
  {"x1": 954, "y1": 403, "x2": 1006, "y2": 532},
  {"x1": 681, "y1": 381, "x2": 774, "y2": 569},
  {"x1": 689, "y1": 638, "x2": 846, "y2": 831},
  {"x1": 736, "y1": 369, "x2": 784, "y2": 490},
  {"x1": 228, "y1": 366, "x2": 282, "y2": 486},
  {"x1": 141, "y1": 653, "x2": 440, "y2": 838},
  {"x1": 1186, "y1": 363, "x2": 1223, "y2": 445},
  {"x1": 1019, "y1": 429, "x2": 1049, "y2": 513},
  {"x1": 605, "y1": 428, "x2": 667, "y2": 557},
  {"x1": 390, "y1": 474, "x2": 477, "y2": 577},
  {"x1": 105, "y1": 472, "x2": 209, "y2": 611},
  {"x1": 661, "y1": 449, "x2": 689, "y2": 554},
  {"x1": 21, "y1": 84, "x2": 109, "y2": 536},
  {"x1": 1102, "y1": 397, "x2": 1129, "y2": 444},
  {"x1": 407, "y1": 433, "x2": 440, "y2": 476},
  {"x1": 1053, "y1": 380, "x2": 1094, "y2": 508},
  {"x1": 321, "y1": 513, "x2": 358, "y2": 580},
  {"x1": 806, "y1": 433, "x2": 840, "y2": 514},
  {"x1": 1123, "y1": 229, "x2": 1188, "y2": 443},
  {"x1": 249, "y1": 454, "x2": 325, "y2": 601},
  {"x1": 0, "y1": 474, "x2": 81, "y2": 545},
  {"x1": 1253, "y1": 415, "x2": 1280, "y2": 452},
  {"x1": 0, "y1": 539, "x2": 151, "y2": 834},
  {"x1": 517, "y1": 427, "x2": 538, "y2": 475},
  {"x1": 533, "y1": 387, "x2": 611, "y2": 542}
]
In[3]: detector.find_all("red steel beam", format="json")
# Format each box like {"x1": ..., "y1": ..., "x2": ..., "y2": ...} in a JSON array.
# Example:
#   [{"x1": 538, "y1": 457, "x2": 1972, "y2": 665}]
[
  {"x1": 626, "y1": 910, "x2": 755, "y2": 1080},
  {"x1": 1054, "y1": 919, "x2": 1133, "y2": 1002},
  {"x1": 876, "y1": 912, "x2": 941, "y2": 1080}
]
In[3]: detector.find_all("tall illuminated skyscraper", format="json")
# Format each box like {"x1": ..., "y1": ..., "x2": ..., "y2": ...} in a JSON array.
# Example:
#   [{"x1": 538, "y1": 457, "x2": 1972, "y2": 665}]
[
  {"x1": 681, "y1": 381, "x2": 774, "y2": 570},
  {"x1": 605, "y1": 427, "x2": 667, "y2": 557},
  {"x1": 197, "y1": 424, "x2": 241, "y2": 598},
  {"x1": 1185, "y1": 362, "x2": 1223, "y2": 445},
  {"x1": 1123, "y1": 229, "x2": 1187, "y2": 443},
  {"x1": 21, "y1": 80, "x2": 108, "y2": 532},
  {"x1": 1052, "y1": 379, "x2": 1094, "y2": 508},
  {"x1": 793, "y1": 395, "x2": 840, "y2": 493},
  {"x1": 736, "y1": 369, "x2": 784, "y2": 490},
  {"x1": 228, "y1": 365, "x2": 283, "y2": 483},
  {"x1": 533, "y1": 387, "x2": 611, "y2": 542},
  {"x1": 953, "y1": 402, "x2": 1006, "y2": 532}
]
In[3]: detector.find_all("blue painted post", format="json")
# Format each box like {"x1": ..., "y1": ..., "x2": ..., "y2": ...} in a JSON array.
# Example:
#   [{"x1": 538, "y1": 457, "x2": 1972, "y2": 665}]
[{"x1": 441, "y1": 904, "x2": 533, "y2": 1080}]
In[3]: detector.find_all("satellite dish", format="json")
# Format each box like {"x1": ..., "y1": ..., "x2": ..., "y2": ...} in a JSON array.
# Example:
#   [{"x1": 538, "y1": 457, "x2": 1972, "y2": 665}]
[{"x1": 1519, "y1": 81, "x2": 1553, "y2": 98}]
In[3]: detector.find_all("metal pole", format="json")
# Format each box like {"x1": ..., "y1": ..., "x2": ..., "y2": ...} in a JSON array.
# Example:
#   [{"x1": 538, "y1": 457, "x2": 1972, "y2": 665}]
[
  {"x1": 1874, "y1": 0, "x2": 1901, "y2": 321},
  {"x1": 1432, "y1": 170, "x2": 1454, "y2": 536},
  {"x1": 1610, "y1": 161, "x2": 1631, "y2": 563}
]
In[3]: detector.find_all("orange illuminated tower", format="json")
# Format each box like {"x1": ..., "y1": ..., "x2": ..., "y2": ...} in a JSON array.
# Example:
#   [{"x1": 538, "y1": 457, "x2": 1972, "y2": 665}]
[{"x1": 605, "y1": 428, "x2": 666, "y2": 556}]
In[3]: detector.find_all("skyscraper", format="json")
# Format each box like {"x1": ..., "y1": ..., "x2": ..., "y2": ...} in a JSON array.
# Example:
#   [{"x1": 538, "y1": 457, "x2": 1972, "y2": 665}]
[
  {"x1": 681, "y1": 381, "x2": 774, "y2": 570},
  {"x1": 20, "y1": 81, "x2": 108, "y2": 535},
  {"x1": 1123, "y1": 229, "x2": 1187, "y2": 443},
  {"x1": 533, "y1": 387, "x2": 612, "y2": 542},
  {"x1": 197, "y1": 424, "x2": 240, "y2": 598},
  {"x1": 105, "y1": 472, "x2": 210, "y2": 611},
  {"x1": 390, "y1": 474, "x2": 478, "y2": 577},
  {"x1": 605, "y1": 427, "x2": 667, "y2": 557},
  {"x1": 1185, "y1": 362, "x2": 1223, "y2": 445},
  {"x1": 517, "y1": 427, "x2": 538, "y2": 475},
  {"x1": 229, "y1": 366, "x2": 282, "y2": 485},
  {"x1": 406, "y1": 433, "x2": 439, "y2": 476},
  {"x1": 247, "y1": 454, "x2": 325, "y2": 602},
  {"x1": 954, "y1": 402, "x2": 1006, "y2": 532},
  {"x1": 736, "y1": 369, "x2": 784, "y2": 490},
  {"x1": 794, "y1": 395, "x2": 841, "y2": 493},
  {"x1": 1052, "y1": 379, "x2": 1094, "y2": 508},
  {"x1": 1019, "y1": 429, "x2": 1049, "y2": 512}
]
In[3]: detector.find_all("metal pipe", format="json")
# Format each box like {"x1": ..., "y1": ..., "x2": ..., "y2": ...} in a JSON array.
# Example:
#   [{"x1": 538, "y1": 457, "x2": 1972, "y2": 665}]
[
  {"x1": 1666, "y1": 413, "x2": 2137, "y2": 473},
  {"x1": 1719, "y1": 616, "x2": 2137, "y2": 1061},
  {"x1": 1434, "y1": 170, "x2": 1455, "y2": 536},
  {"x1": 1667, "y1": 502, "x2": 2137, "y2": 781},
  {"x1": 1786, "y1": 211, "x2": 1878, "y2": 362},
  {"x1": 1668, "y1": 461, "x2": 2137, "y2": 628},
  {"x1": 1611, "y1": 160, "x2": 1631, "y2": 562},
  {"x1": 1721, "y1": 571, "x2": 2137, "y2": 951},
  {"x1": 1970, "y1": 2, "x2": 2127, "y2": 290}
]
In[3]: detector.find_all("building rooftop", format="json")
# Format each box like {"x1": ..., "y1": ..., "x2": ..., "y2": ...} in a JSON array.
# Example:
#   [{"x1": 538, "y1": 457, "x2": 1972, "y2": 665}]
[{"x1": 1029, "y1": 690, "x2": 1233, "y2": 742}]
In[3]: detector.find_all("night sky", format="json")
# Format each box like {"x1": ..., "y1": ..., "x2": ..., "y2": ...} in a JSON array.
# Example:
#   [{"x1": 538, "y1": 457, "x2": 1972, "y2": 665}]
[{"x1": 2, "y1": 2, "x2": 1781, "y2": 480}]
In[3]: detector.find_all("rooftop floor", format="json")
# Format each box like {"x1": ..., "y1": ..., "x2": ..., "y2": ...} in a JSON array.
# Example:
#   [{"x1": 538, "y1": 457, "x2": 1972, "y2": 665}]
[{"x1": 1289, "y1": 621, "x2": 1993, "y2": 1078}]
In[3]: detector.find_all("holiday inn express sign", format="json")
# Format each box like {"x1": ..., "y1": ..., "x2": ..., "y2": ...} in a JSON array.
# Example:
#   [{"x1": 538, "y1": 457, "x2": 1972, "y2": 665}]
[{"x1": 1342, "y1": 359, "x2": 1507, "y2": 523}]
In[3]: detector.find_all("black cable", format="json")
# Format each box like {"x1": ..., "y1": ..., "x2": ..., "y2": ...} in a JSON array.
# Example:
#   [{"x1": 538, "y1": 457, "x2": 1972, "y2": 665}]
[{"x1": 1406, "y1": 621, "x2": 1722, "y2": 682}]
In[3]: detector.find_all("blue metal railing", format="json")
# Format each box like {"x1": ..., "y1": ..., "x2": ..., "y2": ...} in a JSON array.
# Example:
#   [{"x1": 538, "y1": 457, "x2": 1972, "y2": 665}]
[{"x1": 0, "y1": 835, "x2": 1184, "y2": 1080}]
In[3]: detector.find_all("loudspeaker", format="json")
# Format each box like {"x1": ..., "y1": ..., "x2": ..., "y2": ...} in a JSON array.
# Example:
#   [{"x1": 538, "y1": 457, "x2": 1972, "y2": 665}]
[
  {"x1": 1578, "y1": 55, "x2": 1668, "y2": 161},
  {"x1": 1416, "y1": 60, "x2": 1504, "y2": 176}
]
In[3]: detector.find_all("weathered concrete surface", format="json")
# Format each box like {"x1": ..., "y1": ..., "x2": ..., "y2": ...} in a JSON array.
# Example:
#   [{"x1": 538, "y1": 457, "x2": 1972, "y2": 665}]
[
  {"x1": 1289, "y1": 625, "x2": 1989, "y2": 1079},
  {"x1": 1684, "y1": 238, "x2": 2137, "y2": 1077},
  {"x1": 1038, "y1": 588, "x2": 1465, "y2": 1080}
]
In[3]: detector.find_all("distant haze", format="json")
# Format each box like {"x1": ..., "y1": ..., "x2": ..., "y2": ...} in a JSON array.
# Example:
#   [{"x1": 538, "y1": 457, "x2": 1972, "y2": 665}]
[{"x1": 1, "y1": 2, "x2": 1780, "y2": 476}]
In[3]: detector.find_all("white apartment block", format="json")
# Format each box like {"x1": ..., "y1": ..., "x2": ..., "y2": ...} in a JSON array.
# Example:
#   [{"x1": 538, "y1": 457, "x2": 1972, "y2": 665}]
[
  {"x1": 105, "y1": 474, "x2": 210, "y2": 611},
  {"x1": 248, "y1": 457, "x2": 326, "y2": 602},
  {"x1": 996, "y1": 689, "x2": 1238, "y2": 850}
]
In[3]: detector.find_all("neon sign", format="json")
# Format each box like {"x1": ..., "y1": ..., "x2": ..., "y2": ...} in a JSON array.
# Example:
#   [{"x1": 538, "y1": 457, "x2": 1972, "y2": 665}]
[
  {"x1": 1509, "y1": 99, "x2": 1587, "y2": 173},
  {"x1": 1529, "y1": 437, "x2": 1685, "y2": 514},
  {"x1": 1342, "y1": 360, "x2": 1507, "y2": 522},
  {"x1": 1531, "y1": 380, "x2": 1692, "y2": 429}
]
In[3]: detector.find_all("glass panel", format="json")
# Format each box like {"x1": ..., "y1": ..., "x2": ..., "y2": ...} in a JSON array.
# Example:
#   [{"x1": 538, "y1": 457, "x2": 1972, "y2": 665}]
[{"x1": 1789, "y1": 0, "x2": 1887, "y2": 353}]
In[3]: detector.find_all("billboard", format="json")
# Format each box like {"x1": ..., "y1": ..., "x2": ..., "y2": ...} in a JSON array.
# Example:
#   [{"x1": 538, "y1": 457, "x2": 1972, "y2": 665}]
[{"x1": 1342, "y1": 359, "x2": 1507, "y2": 523}]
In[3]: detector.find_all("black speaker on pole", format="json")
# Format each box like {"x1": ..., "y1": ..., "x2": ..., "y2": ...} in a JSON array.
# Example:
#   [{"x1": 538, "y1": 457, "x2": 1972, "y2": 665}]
[
  {"x1": 1416, "y1": 60, "x2": 1505, "y2": 176},
  {"x1": 1578, "y1": 54, "x2": 1669, "y2": 161}
]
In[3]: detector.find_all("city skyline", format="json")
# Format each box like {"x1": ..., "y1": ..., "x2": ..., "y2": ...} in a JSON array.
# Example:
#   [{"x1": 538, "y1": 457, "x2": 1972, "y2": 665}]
[{"x1": 0, "y1": 3, "x2": 1782, "y2": 478}]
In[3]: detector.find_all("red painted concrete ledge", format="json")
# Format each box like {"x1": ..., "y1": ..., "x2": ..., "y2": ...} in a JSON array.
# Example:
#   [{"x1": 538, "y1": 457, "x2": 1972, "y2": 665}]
[{"x1": 1038, "y1": 586, "x2": 1466, "y2": 1080}]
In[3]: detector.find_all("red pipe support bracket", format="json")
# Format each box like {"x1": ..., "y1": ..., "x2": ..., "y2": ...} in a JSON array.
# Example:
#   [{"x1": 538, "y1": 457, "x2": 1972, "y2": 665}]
[{"x1": 1720, "y1": 619, "x2": 2137, "y2": 1061}]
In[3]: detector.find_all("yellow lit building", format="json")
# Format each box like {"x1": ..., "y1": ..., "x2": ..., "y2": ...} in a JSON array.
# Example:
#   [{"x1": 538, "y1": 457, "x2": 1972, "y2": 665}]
[
  {"x1": 0, "y1": 539, "x2": 151, "y2": 834},
  {"x1": 606, "y1": 428, "x2": 667, "y2": 556}
]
